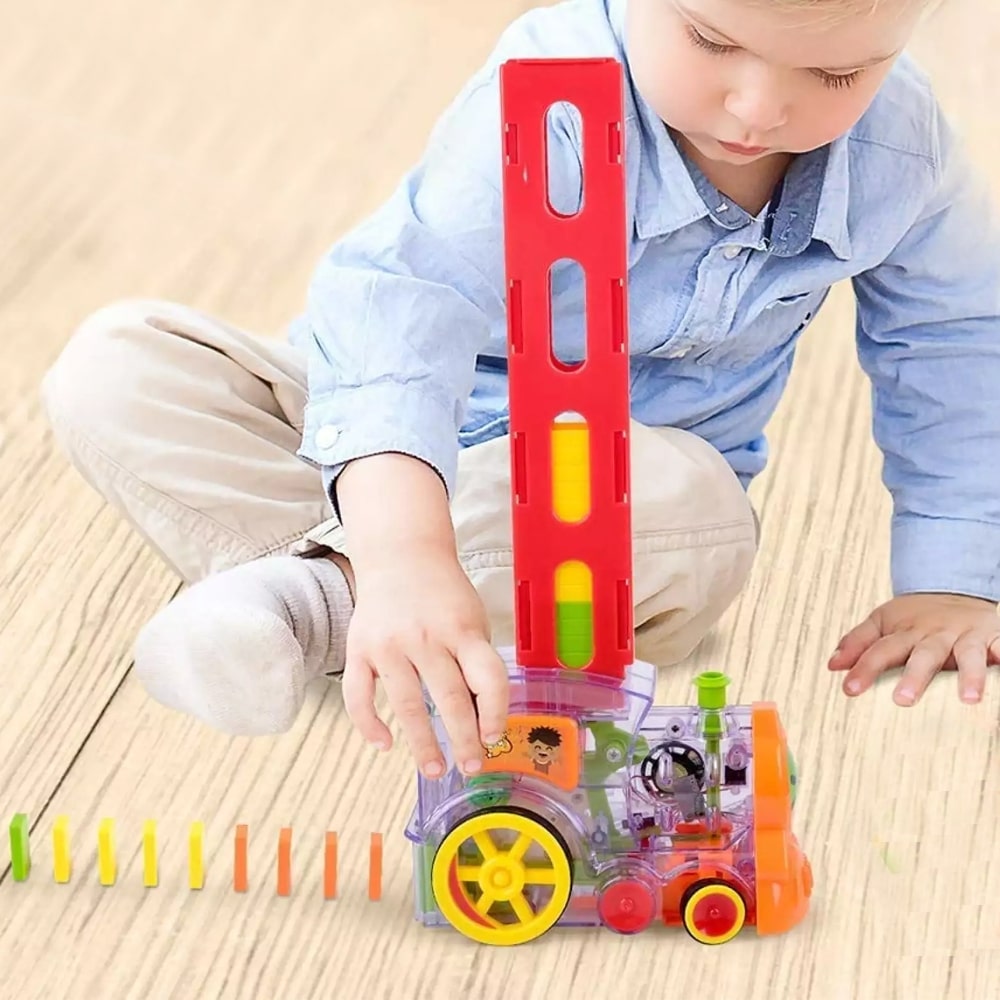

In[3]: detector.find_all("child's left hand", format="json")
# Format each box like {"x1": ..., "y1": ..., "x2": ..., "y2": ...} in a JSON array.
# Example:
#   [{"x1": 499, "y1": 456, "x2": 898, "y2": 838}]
[{"x1": 828, "y1": 593, "x2": 1000, "y2": 705}]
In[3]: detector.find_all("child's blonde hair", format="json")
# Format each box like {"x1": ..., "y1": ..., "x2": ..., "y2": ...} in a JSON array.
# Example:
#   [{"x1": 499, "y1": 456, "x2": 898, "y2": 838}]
[{"x1": 752, "y1": 0, "x2": 936, "y2": 26}]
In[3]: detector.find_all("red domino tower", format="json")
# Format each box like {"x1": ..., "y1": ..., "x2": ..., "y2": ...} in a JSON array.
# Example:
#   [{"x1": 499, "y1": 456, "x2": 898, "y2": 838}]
[{"x1": 499, "y1": 58, "x2": 634, "y2": 682}]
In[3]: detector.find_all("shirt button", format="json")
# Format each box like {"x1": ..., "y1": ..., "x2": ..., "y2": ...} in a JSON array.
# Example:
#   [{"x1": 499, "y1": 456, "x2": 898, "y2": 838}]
[
  {"x1": 723, "y1": 245, "x2": 741, "y2": 259},
  {"x1": 315, "y1": 424, "x2": 340, "y2": 449}
]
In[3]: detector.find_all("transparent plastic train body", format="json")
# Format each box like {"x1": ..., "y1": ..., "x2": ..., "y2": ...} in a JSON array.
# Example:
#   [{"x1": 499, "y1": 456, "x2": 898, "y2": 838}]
[{"x1": 405, "y1": 649, "x2": 812, "y2": 946}]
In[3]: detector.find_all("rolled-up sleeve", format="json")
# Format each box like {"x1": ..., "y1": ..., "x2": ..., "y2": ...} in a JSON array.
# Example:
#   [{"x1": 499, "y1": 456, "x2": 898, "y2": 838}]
[
  {"x1": 296, "y1": 75, "x2": 511, "y2": 506},
  {"x1": 852, "y1": 106, "x2": 1000, "y2": 601}
]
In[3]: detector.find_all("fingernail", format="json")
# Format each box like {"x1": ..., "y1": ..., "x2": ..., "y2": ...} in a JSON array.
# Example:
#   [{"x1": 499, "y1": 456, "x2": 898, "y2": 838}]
[
  {"x1": 844, "y1": 680, "x2": 860, "y2": 694},
  {"x1": 372, "y1": 740, "x2": 389, "y2": 751},
  {"x1": 895, "y1": 688, "x2": 915, "y2": 705},
  {"x1": 424, "y1": 760, "x2": 444, "y2": 778},
  {"x1": 961, "y1": 687, "x2": 981, "y2": 703},
  {"x1": 483, "y1": 734, "x2": 502, "y2": 746},
  {"x1": 462, "y1": 759, "x2": 482, "y2": 775}
]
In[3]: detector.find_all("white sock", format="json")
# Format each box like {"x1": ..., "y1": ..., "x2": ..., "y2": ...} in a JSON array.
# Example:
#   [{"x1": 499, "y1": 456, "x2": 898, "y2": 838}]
[{"x1": 133, "y1": 554, "x2": 353, "y2": 736}]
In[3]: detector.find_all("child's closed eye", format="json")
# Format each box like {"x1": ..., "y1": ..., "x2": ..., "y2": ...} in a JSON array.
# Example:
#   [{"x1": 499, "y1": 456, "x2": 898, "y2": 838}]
[
  {"x1": 683, "y1": 23, "x2": 864, "y2": 90},
  {"x1": 685, "y1": 23, "x2": 735, "y2": 56},
  {"x1": 813, "y1": 68, "x2": 863, "y2": 90}
]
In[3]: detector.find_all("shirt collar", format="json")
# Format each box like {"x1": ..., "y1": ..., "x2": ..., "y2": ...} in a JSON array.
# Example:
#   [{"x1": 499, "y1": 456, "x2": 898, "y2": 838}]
[
  {"x1": 683, "y1": 140, "x2": 852, "y2": 259},
  {"x1": 811, "y1": 134, "x2": 852, "y2": 259}
]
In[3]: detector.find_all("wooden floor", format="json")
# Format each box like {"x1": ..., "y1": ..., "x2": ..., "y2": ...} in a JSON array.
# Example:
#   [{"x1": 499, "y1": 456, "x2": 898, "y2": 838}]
[{"x1": 2, "y1": 1, "x2": 999, "y2": 997}]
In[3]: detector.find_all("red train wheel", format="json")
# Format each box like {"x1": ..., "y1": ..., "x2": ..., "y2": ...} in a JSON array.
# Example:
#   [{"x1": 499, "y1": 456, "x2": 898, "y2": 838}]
[
  {"x1": 681, "y1": 880, "x2": 746, "y2": 945},
  {"x1": 597, "y1": 876, "x2": 656, "y2": 934}
]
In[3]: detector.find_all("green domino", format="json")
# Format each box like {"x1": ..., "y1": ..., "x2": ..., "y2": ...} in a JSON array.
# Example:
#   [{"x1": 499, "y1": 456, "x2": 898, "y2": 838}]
[
  {"x1": 556, "y1": 602, "x2": 594, "y2": 668},
  {"x1": 9, "y1": 813, "x2": 30, "y2": 881}
]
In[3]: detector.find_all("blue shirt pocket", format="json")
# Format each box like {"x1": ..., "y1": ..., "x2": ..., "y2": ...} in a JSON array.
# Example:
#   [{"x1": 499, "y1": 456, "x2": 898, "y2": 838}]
[{"x1": 715, "y1": 289, "x2": 828, "y2": 367}]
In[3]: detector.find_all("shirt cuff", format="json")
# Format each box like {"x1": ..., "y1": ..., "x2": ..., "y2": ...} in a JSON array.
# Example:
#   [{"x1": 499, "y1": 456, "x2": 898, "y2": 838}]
[
  {"x1": 297, "y1": 382, "x2": 459, "y2": 512},
  {"x1": 892, "y1": 512, "x2": 1000, "y2": 602}
]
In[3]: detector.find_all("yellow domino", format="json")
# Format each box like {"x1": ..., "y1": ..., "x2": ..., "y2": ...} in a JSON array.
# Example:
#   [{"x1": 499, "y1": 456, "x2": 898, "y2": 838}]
[
  {"x1": 552, "y1": 419, "x2": 590, "y2": 523},
  {"x1": 555, "y1": 560, "x2": 592, "y2": 602},
  {"x1": 98, "y1": 818, "x2": 116, "y2": 886},
  {"x1": 189, "y1": 822, "x2": 204, "y2": 890},
  {"x1": 143, "y1": 820, "x2": 158, "y2": 887},
  {"x1": 52, "y1": 815, "x2": 71, "y2": 883}
]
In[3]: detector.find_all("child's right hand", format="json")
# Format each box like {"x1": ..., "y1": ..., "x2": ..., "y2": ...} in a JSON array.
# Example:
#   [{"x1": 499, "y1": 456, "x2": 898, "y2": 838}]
[{"x1": 342, "y1": 544, "x2": 509, "y2": 779}]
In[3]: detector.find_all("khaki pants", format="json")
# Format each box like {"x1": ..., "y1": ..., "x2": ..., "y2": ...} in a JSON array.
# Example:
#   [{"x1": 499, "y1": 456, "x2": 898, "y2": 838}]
[{"x1": 40, "y1": 299, "x2": 758, "y2": 667}]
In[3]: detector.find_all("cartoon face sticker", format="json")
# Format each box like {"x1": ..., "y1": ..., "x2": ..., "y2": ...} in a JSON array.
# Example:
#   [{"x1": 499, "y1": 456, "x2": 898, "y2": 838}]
[
  {"x1": 526, "y1": 726, "x2": 562, "y2": 773},
  {"x1": 476, "y1": 715, "x2": 579, "y2": 791}
]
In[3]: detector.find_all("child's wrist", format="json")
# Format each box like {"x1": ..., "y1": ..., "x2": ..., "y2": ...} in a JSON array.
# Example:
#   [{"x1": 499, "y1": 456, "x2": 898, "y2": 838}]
[
  {"x1": 337, "y1": 451, "x2": 458, "y2": 573},
  {"x1": 352, "y1": 532, "x2": 457, "y2": 578}
]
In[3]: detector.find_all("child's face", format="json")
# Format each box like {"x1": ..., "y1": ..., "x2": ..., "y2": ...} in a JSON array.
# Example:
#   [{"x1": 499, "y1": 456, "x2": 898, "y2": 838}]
[{"x1": 625, "y1": 0, "x2": 923, "y2": 165}]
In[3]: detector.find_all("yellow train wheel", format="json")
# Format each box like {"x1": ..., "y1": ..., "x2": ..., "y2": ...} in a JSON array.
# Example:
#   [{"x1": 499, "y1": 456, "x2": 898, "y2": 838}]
[
  {"x1": 682, "y1": 881, "x2": 746, "y2": 945},
  {"x1": 431, "y1": 808, "x2": 573, "y2": 945}
]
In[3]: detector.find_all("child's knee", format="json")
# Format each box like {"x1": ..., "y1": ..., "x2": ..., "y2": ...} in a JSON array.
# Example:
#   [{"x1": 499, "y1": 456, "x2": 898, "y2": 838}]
[
  {"x1": 629, "y1": 423, "x2": 757, "y2": 664},
  {"x1": 629, "y1": 421, "x2": 755, "y2": 540},
  {"x1": 41, "y1": 299, "x2": 169, "y2": 455}
]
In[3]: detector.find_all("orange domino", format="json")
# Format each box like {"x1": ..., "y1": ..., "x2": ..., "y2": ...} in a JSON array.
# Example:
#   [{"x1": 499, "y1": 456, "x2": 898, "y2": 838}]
[
  {"x1": 368, "y1": 832, "x2": 382, "y2": 901},
  {"x1": 234, "y1": 824, "x2": 248, "y2": 893},
  {"x1": 277, "y1": 827, "x2": 292, "y2": 897},
  {"x1": 324, "y1": 832, "x2": 338, "y2": 900}
]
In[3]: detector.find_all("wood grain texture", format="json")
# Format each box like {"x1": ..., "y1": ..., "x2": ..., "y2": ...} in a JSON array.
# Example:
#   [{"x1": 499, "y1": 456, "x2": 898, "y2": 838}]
[{"x1": 2, "y1": 1, "x2": 999, "y2": 998}]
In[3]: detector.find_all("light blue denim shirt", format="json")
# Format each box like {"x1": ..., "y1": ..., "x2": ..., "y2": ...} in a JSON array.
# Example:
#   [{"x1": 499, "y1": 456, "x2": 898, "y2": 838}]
[{"x1": 292, "y1": 0, "x2": 1000, "y2": 602}]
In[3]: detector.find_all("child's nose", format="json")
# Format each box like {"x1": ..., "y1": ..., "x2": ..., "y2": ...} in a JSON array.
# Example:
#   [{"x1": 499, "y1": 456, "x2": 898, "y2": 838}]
[{"x1": 723, "y1": 69, "x2": 789, "y2": 136}]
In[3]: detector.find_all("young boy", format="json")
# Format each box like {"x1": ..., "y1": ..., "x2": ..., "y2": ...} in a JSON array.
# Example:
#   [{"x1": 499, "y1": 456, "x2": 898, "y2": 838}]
[{"x1": 41, "y1": 0, "x2": 1000, "y2": 781}]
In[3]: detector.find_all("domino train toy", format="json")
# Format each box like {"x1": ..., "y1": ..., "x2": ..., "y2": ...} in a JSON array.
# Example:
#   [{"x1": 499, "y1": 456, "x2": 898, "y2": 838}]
[{"x1": 403, "y1": 57, "x2": 813, "y2": 946}]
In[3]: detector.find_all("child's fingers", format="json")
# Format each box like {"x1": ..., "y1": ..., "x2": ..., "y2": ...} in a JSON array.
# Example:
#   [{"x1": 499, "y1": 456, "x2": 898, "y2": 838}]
[
  {"x1": 841, "y1": 631, "x2": 915, "y2": 695},
  {"x1": 376, "y1": 652, "x2": 446, "y2": 779},
  {"x1": 828, "y1": 616, "x2": 882, "y2": 670},
  {"x1": 893, "y1": 633, "x2": 955, "y2": 706},
  {"x1": 954, "y1": 634, "x2": 988, "y2": 703},
  {"x1": 987, "y1": 633, "x2": 1000, "y2": 665},
  {"x1": 458, "y1": 639, "x2": 510, "y2": 745},
  {"x1": 342, "y1": 657, "x2": 393, "y2": 750},
  {"x1": 418, "y1": 648, "x2": 483, "y2": 776}
]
